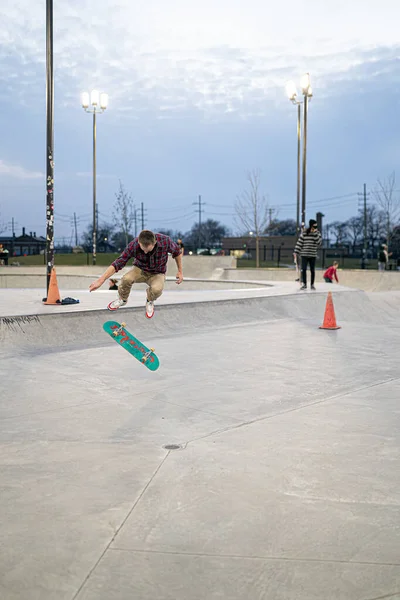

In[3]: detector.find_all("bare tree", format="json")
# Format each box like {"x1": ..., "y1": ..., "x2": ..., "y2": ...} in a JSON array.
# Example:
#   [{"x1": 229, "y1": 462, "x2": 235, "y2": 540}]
[
  {"x1": 328, "y1": 221, "x2": 348, "y2": 247},
  {"x1": 113, "y1": 180, "x2": 135, "y2": 246},
  {"x1": 235, "y1": 170, "x2": 269, "y2": 267},
  {"x1": 0, "y1": 209, "x2": 6, "y2": 234},
  {"x1": 345, "y1": 215, "x2": 363, "y2": 254},
  {"x1": 185, "y1": 220, "x2": 229, "y2": 249},
  {"x1": 366, "y1": 206, "x2": 386, "y2": 253},
  {"x1": 265, "y1": 218, "x2": 296, "y2": 236},
  {"x1": 372, "y1": 172, "x2": 400, "y2": 251}
]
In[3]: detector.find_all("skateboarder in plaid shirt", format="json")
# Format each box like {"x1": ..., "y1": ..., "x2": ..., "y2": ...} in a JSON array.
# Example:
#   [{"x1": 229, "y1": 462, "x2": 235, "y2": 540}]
[{"x1": 89, "y1": 230, "x2": 183, "y2": 318}]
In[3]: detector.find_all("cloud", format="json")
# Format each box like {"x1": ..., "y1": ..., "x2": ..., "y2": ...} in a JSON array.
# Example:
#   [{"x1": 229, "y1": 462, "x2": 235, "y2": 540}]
[
  {"x1": 1, "y1": 0, "x2": 400, "y2": 119},
  {"x1": 0, "y1": 159, "x2": 43, "y2": 180}
]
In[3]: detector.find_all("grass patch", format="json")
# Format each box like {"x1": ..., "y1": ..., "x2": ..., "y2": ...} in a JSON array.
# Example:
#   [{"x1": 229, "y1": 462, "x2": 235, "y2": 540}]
[
  {"x1": 237, "y1": 259, "x2": 289, "y2": 269},
  {"x1": 9, "y1": 254, "x2": 396, "y2": 271},
  {"x1": 10, "y1": 253, "x2": 119, "y2": 267}
]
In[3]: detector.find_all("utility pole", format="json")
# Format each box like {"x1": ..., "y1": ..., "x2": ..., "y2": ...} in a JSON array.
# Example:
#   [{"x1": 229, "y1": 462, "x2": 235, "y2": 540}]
[
  {"x1": 7, "y1": 218, "x2": 17, "y2": 256},
  {"x1": 268, "y1": 208, "x2": 274, "y2": 227},
  {"x1": 141, "y1": 202, "x2": 145, "y2": 230},
  {"x1": 7, "y1": 218, "x2": 17, "y2": 236},
  {"x1": 73, "y1": 212, "x2": 78, "y2": 246},
  {"x1": 193, "y1": 195, "x2": 205, "y2": 250},
  {"x1": 133, "y1": 208, "x2": 138, "y2": 237},
  {"x1": 199, "y1": 195, "x2": 202, "y2": 249},
  {"x1": 363, "y1": 183, "x2": 368, "y2": 261},
  {"x1": 358, "y1": 183, "x2": 369, "y2": 269}
]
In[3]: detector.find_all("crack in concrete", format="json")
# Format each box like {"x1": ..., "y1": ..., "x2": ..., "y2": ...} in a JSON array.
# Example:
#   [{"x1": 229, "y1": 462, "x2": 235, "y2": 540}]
[
  {"x1": 71, "y1": 451, "x2": 170, "y2": 600},
  {"x1": 364, "y1": 594, "x2": 400, "y2": 600},
  {"x1": 108, "y1": 547, "x2": 400, "y2": 568},
  {"x1": 181, "y1": 376, "x2": 400, "y2": 448}
]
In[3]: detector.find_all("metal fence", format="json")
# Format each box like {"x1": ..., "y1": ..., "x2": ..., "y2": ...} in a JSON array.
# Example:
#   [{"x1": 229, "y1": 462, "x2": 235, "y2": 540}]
[{"x1": 234, "y1": 246, "x2": 400, "y2": 271}]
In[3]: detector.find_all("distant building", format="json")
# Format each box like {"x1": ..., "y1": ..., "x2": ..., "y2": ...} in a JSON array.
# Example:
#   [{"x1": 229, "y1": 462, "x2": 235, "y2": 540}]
[
  {"x1": 222, "y1": 235, "x2": 297, "y2": 262},
  {"x1": 0, "y1": 227, "x2": 46, "y2": 256}
]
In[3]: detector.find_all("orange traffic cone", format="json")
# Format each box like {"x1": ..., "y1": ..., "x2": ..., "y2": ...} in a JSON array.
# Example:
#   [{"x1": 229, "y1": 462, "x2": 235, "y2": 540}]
[
  {"x1": 319, "y1": 292, "x2": 341, "y2": 330},
  {"x1": 43, "y1": 268, "x2": 61, "y2": 305}
]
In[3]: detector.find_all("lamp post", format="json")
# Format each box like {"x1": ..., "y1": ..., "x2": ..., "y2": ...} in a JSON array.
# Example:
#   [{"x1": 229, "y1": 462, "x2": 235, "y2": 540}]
[
  {"x1": 81, "y1": 90, "x2": 108, "y2": 265},
  {"x1": 45, "y1": 0, "x2": 54, "y2": 293},
  {"x1": 285, "y1": 74, "x2": 313, "y2": 232},
  {"x1": 285, "y1": 81, "x2": 302, "y2": 235},
  {"x1": 300, "y1": 73, "x2": 312, "y2": 230}
]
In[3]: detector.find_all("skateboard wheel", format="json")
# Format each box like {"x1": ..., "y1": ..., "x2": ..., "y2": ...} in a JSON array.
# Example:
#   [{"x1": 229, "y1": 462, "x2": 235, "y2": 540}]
[
  {"x1": 112, "y1": 331, "x2": 118, "y2": 337},
  {"x1": 121, "y1": 322, "x2": 126, "y2": 327},
  {"x1": 150, "y1": 348, "x2": 155, "y2": 352}
]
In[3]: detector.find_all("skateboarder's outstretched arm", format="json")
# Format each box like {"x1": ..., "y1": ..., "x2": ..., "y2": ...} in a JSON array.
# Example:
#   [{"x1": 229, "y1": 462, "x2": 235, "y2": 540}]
[
  {"x1": 89, "y1": 241, "x2": 136, "y2": 292},
  {"x1": 175, "y1": 251, "x2": 183, "y2": 284},
  {"x1": 89, "y1": 265, "x2": 117, "y2": 292}
]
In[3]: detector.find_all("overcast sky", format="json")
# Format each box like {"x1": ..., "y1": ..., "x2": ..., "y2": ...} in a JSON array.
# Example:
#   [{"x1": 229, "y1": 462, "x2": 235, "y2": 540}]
[{"x1": 1, "y1": 0, "x2": 400, "y2": 243}]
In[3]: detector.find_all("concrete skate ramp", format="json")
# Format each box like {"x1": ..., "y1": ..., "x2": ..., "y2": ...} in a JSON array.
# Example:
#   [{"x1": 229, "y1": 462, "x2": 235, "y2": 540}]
[
  {"x1": 0, "y1": 256, "x2": 237, "y2": 289},
  {"x1": 0, "y1": 275, "x2": 253, "y2": 291},
  {"x1": 226, "y1": 267, "x2": 400, "y2": 292},
  {"x1": 1, "y1": 289, "x2": 400, "y2": 600},
  {"x1": 1, "y1": 289, "x2": 398, "y2": 353}
]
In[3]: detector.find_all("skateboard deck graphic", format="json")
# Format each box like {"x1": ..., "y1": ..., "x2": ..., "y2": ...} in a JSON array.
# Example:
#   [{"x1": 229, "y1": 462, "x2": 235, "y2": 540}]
[{"x1": 103, "y1": 321, "x2": 160, "y2": 371}]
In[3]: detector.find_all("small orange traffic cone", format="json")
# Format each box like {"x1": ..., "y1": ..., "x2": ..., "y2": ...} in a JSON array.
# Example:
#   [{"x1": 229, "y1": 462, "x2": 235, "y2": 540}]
[
  {"x1": 319, "y1": 292, "x2": 341, "y2": 330},
  {"x1": 43, "y1": 268, "x2": 61, "y2": 305}
]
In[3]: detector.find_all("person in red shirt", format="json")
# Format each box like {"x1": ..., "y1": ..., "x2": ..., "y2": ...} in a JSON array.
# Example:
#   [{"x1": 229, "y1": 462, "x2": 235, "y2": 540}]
[
  {"x1": 89, "y1": 230, "x2": 183, "y2": 318},
  {"x1": 323, "y1": 261, "x2": 339, "y2": 284}
]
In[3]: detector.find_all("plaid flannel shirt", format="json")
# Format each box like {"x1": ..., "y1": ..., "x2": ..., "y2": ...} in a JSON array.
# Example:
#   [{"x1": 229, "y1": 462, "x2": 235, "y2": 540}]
[{"x1": 112, "y1": 233, "x2": 182, "y2": 274}]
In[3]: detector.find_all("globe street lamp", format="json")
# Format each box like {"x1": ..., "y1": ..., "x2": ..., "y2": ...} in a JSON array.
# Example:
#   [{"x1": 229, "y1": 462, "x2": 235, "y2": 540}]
[
  {"x1": 285, "y1": 81, "x2": 302, "y2": 234},
  {"x1": 285, "y1": 74, "x2": 313, "y2": 232},
  {"x1": 300, "y1": 73, "x2": 313, "y2": 231},
  {"x1": 81, "y1": 90, "x2": 108, "y2": 265}
]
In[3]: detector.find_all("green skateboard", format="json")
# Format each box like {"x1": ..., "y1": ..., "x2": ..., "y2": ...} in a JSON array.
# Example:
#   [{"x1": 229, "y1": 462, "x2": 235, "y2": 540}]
[{"x1": 103, "y1": 321, "x2": 160, "y2": 371}]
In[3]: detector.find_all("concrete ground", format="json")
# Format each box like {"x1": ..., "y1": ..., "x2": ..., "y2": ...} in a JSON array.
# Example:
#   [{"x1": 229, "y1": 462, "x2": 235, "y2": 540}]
[{"x1": 1, "y1": 277, "x2": 400, "y2": 600}]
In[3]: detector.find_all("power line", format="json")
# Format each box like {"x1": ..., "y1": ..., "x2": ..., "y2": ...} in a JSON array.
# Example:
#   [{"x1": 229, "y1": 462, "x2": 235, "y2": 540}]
[
  {"x1": 207, "y1": 192, "x2": 359, "y2": 213},
  {"x1": 98, "y1": 211, "x2": 113, "y2": 220},
  {"x1": 311, "y1": 192, "x2": 358, "y2": 203},
  {"x1": 141, "y1": 202, "x2": 147, "y2": 229},
  {"x1": 207, "y1": 212, "x2": 235, "y2": 216},
  {"x1": 73, "y1": 212, "x2": 78, "y2": 246},
  {"x1": 358, "y1": 183, "x2": 370, "y2": 268},
  {"x1": 147, "y1": 211, "x2": 197, "y2": 225},
  {"x1": 270, "y1": 194, "x2": 358, "y2": 210},
  {"x1": 148, "y1": 204, "x2": 191, "y2": 213}
]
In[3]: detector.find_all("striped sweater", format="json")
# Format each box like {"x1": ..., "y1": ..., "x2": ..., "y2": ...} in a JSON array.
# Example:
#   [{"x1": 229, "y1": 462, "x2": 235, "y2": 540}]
[{"x1": 294, "y1": 230, "x2": 322, "y2": 258}]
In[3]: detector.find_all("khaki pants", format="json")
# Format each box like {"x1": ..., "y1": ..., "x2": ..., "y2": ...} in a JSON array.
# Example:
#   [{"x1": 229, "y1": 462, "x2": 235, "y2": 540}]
[{"x1": 118, "y1": 267, "x2": 165, "y2": 302}]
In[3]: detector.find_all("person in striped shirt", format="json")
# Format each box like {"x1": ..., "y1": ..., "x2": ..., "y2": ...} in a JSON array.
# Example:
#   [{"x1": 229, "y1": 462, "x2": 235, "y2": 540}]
[{"x1": 294, "y1": 219, "x2": 322, "y2": 290}]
